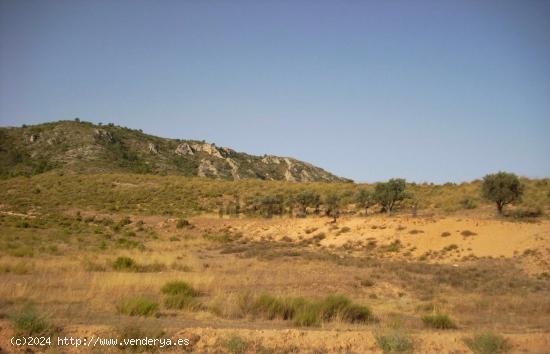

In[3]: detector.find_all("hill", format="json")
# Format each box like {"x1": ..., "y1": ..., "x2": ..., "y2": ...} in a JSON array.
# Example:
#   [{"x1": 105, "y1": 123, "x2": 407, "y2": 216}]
[{"x1": 0, "y1": 120, "x2": 349, "y2": 182}]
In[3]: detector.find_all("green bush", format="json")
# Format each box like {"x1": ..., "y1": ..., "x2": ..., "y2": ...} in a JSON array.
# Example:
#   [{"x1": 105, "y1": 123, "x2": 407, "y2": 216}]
[
  {"x1": 252, "y1": 294, "x2": 302, "y2": 320},
  {"x1": 506, "y1": 206, "x2": 543, "y2": 219},
  {"x1": 386, "y1": 241, "x2": 401, "y2": 252},
  {"x1": 460, "y1": 197, "x2": 477, "y2": 209},
  {"x1": 10, "y1": 306, "x2": 56, "y2": 336},
  {"x1": 375, "y1": 330, "x2": 413, "y2": 354},
  {"x1": 161, "y1": 281, "x2": 199, "y2": 297},
  {"x1": 117, "y1": 297, "x2": 158, "y2": 316},
  {"x1": 112, "y1": 256, "x2": 137, "y2": 271},
  {"x1": 319, "y1": 294, "x2": 352, "y2": 320},
  {"x1": 463, "y1": 332, "x2": 508, "y2": 354},
  {"x1": 421, "y1": 314, "x2": 457, "y2": 329},
  {"x1": 224, "y1": 334, "x2": 249, "y2": 354},
  {"x1": 319, "y1": 294, "x2": 374, "y2": 323},
  {"x1": 293, "y1": 304, "x2": 321, "y2": 327},
  {"x1": 342, "y1": 303, "x2": 375, "y2": 323},
  {"x1": 250, "y1": 293, "x2": 375, "y2": 327}
]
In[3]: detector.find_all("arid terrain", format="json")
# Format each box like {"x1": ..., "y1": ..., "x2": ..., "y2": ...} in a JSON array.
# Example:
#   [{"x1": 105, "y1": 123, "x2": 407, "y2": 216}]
[
  {"x1": 0, "y1": 179, "x2": 549, "y2": 353},
  {"x1": 0, "y1": 124, "x2": 549, "y2": 353},
  {"x1": 2, "y1": 0, "x2": 550, "y2": 350}
]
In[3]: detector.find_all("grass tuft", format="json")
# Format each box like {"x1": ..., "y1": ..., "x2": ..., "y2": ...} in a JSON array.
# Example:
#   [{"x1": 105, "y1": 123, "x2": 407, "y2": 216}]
[
  {"x1": 223, "y1": 334, "x2": 249, "y2": 354},
  {"x1": 421, "y1": 313, "x2": 457, "y2": 329},
  {"x1": 375, "y1": 329, "x2": 413, "y2": 354},
  {"x1": 117, "y1": 297, "x2": 158, "y2": 317},
  {"x1": 10, "y1": 306, "x2": 56, "y2": 337},
  {"x1": 161, "y1": 281, "x2": 199, "y2": 297},
  {"x1": 249, "y1": 293, "x2": 375, "y2": 327},
  {"x1": 112, "y1": 256, "x2": 136, "y2": 271},
  {"x1": 463, "y1": 332, "x2": 508, "y2": 354}
]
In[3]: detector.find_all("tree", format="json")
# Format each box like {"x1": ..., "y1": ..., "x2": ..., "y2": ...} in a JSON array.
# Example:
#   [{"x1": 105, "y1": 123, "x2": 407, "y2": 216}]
[
  {"x1": 481, "y1": 172, "x2": 523, "y2": 215},
  {"x1": 258, "y1": 194, "x2": 284, "y2": 218},
  {"x1": 324, "y1": 193, "x2": 341, "y2": 222},
  {"x1": 373, "y1": 178, "x2": 407, "y2": 214},
  {"x1": 224, "y1": 194, "x2": 241, "y2": 217},
  {"x1": 293, "y1": 190, "x2": 320, "y2": 217},
  {"x1": 355, "y1": 188, "x2": 374, "y2": 216}
]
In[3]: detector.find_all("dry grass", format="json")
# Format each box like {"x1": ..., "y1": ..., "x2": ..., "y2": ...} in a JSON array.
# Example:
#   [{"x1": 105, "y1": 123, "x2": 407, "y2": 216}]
[{"x1": 0, "y1": 206, "x2": 548, "y2": 352}]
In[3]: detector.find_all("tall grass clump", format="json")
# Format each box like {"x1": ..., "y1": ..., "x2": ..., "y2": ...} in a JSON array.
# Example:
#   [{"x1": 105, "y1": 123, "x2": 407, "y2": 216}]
[
  {"x1": 252, "y1": 294, "x2": 304, "y2": 320},
  {"x1": 463, "y1": 332, "x2": 508, "y2": 354},
  {"x1": 10, "y1": 306, "x2": 56, "y2": 336},
  {"x1": 249, "y1": 293, "x2": 375, "y2": 327},
  {"x1": 111, "y1": 256, "x2": 165, "y2": 272},
  {"x1": 223, "y1": 334, "x2": 249, "y2": 354},
  {"x1": 112, "y1": 256, "x2": 137, "y2": 271},
  {"x1": 161, "y1": 281, "x2": 199, "y2": 296},
  {"x1": 375, "y1": 329, "x2": 413, "y2": 354},
  {"x1": 318, "y1": 294, "x2": 374, "y2": 323},
  {"x1": 421, "y1": 313, "x2": 457, "y2": 329},
  {"x1": 292, "y1": 304, "x2": 321, "y2": 327},
  {"x1": 117, "y1": 297, "x2": 158, "y2": 316},
  {"x1": 161, "y1": 281, "x2": 202, "y2": 310}
]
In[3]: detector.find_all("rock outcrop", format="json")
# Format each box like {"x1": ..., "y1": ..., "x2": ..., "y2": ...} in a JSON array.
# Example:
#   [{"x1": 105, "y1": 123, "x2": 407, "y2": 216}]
[
  {"x1": 148, "y1": 143, "x2": 158, "y2": 154},
  {"x1": 1, "y1": 120, "x2": 351, "y2": 182}
]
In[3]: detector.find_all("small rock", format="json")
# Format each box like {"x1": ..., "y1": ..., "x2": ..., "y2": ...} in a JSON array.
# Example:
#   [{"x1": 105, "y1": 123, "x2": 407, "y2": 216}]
[{"x1": 148, "y1": 142, "x2": 158, "y2": 154}]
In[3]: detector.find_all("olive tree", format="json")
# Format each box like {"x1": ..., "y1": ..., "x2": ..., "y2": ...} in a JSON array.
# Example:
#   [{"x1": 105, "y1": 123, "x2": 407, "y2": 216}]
[
  {"x1": 324, "y1": 192, "x2": 341, "y2": 222},
  {"x1": 355, "y1": 188, "x2": 374, "y2": 216},
  {"x1": 373, "y1": 178, "x2": 407, "y2": 214},
  {"x1": 481, "y1": 172, "x2": 523, "y2": 215},
  {"x1": 258, "y1": 194, "x2": 284, "y2": 218},
  {"x1": 293, "y1": 190, "x2": 321, "y2": 217}
]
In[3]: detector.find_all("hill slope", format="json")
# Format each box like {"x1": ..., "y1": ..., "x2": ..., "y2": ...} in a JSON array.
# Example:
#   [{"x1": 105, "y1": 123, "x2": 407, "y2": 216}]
[{"x1": 0, "y1": 120, "x2": 349, "y2": 182}]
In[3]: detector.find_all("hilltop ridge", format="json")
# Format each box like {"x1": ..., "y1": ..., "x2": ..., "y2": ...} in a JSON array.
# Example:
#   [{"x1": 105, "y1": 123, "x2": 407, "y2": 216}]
[{"x1": 0, "y1": 120, "x2": 350, "y2": 182}]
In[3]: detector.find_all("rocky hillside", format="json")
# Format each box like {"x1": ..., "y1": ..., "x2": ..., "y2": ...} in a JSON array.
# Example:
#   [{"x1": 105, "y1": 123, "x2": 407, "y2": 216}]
[{"x1": 0, "y1": 120, "x2": 349, "y2": 182}]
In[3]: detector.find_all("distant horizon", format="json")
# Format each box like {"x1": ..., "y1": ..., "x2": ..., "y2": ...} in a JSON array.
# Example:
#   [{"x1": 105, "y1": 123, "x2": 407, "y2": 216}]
[
  {"x1": 1, "y1": 0, "x2": 549, "y2": 183},
  {"x1": 2, "y1": 117, "x2": 548, "y2": 184}
]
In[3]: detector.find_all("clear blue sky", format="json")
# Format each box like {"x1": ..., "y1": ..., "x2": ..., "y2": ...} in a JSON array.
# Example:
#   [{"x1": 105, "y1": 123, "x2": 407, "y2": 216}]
[{"x1": 1, "y1": 0, "x2": 549, "y2": 183}]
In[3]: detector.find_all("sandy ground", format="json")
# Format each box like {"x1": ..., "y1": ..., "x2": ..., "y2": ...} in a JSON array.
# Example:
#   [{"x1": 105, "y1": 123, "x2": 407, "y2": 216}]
[
  {"x1": 2, "y1": 320, "x2": 549, "y2": 353},
  {"x1": 2, "y1": 212, "x2": 549, "y2": 353},
  {"x1": 189, "y1": 214, "x2": 550, "y2": 274}
]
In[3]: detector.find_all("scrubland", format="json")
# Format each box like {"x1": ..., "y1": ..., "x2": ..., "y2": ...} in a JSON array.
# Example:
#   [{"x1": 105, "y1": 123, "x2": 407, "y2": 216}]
[{"x1": 0, "y1": 173, "x2": 549, "y2": 353}]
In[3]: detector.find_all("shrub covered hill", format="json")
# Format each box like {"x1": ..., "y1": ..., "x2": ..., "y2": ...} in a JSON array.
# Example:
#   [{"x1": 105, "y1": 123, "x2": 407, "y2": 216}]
[{"x1": 0, "y1": 120, "x2": 349, "y2": 182}]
